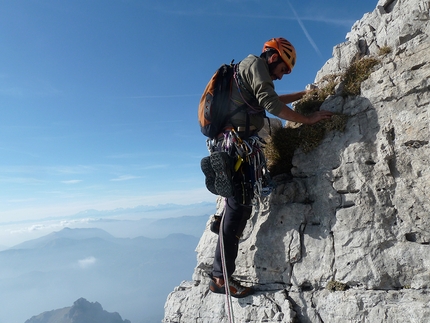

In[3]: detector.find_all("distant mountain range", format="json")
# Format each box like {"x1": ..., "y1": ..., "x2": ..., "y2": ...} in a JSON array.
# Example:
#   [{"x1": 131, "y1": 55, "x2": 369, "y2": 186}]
[
  {"x1": 1, "y1": 202, "x2": 215, "y2": 226},
  {"x1": 25, "y1": 298, "x2": 130, "y2": 323},
  {"x1": 10, "y1": 227, "x2": 119, "y2": 250},
  {"x1": 0, "y1": 225, "x2": 206, "y2": 323},
  {"x1": 0, "y1": 202, "x2": 214, "y2": 249},
  {"x1": 70, "y1": 202, "x2": 215, "y2": 219}
]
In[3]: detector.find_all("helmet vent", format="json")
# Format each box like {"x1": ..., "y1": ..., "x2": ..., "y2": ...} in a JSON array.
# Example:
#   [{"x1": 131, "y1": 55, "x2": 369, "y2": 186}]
[{"x1": 283, "y1": 50, "x2": 291, "y2": 59}]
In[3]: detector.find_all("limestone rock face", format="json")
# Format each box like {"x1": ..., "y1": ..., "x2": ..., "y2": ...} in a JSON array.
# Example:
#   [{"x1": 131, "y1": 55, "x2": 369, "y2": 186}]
[{"x1": 164, "y1": 0, "x2": 430, "y2": 322}]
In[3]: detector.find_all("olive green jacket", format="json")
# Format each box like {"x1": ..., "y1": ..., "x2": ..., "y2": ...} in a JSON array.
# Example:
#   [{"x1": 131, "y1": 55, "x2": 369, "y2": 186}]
[{"x1": 228, "y1": 55, "x2": 285, "y2": 132}]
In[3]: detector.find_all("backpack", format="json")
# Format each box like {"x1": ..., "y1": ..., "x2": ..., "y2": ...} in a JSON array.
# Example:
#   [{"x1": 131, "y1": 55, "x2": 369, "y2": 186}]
[{"x1": 198, "y1": 62, "x2": 246, "y2": 139}]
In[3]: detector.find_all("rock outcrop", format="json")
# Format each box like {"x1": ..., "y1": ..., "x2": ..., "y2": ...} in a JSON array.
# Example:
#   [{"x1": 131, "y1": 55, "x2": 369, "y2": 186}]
[{"x1": 163, "y1": 0, "x2": 430, "y2": 322}]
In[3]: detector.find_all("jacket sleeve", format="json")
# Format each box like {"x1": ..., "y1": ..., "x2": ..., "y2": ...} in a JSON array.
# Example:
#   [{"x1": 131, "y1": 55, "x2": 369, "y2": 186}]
[{"x1": 242, "y1": 57, "x2": 285, "y2": 116}]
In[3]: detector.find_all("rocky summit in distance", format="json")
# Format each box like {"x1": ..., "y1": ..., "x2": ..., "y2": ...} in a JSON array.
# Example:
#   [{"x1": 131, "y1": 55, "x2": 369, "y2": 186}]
[
  {"x1": 163, "y1": 0, "x2": 430, "y2": 322},
  {"x1": 25, "y1": 298, "x2": 131, "y2": 323}
]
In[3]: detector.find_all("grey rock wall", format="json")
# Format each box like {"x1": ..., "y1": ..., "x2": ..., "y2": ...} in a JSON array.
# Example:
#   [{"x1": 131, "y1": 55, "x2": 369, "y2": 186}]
[{"x1": 164, "y1": 0, "x2": 430, "y2": 322}]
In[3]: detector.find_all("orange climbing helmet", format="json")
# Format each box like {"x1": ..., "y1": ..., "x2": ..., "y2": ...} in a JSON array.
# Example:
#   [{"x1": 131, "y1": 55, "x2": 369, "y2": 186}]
[{"x1": 262, "y1": 37, "x2": 296, "y2": 73}]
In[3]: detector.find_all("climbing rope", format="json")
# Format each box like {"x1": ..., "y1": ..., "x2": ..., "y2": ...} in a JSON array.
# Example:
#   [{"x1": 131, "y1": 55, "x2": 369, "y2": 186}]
[{"x1": 219, "y1": 204, "x2": 235, "y2": 323}]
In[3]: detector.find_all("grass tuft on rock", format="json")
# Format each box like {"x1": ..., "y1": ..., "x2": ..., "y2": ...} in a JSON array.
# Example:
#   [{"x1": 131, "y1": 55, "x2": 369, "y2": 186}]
[
  {"x1": 264, "y1": 114, "x2": 349, "y2": 176},
  {"x1": 326, "y1": 280, "x2": 349, "y2": 292},
  {"x1": 264, "y1": 55, "x2": 380, "y2": 177},
  {"x1": 342, "y1": 57, "x2": 380, "y2": 96},
  {"x1": 378, "y1": 45, "x2": 392, "y2": 56}
]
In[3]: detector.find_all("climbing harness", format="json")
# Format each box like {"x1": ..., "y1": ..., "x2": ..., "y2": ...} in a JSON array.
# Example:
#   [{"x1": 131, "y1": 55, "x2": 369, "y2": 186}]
[{"x1": 206, "y1": 129, "x2": 273, "y2": 205}]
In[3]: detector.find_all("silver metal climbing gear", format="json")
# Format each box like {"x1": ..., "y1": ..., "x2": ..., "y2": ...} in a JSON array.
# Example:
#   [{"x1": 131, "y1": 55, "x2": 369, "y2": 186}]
[{"x1": 206, "y1": 129, "x2": 273, "y2": 205}]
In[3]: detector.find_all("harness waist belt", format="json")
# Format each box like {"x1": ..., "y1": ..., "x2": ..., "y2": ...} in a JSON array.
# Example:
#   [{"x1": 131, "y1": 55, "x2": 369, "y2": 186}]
[{"x1": 237, "y1": 125, "x2": 257, "y2": 132}]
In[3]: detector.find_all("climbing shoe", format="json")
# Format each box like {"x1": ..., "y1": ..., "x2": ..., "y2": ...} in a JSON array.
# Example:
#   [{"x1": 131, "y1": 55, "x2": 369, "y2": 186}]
[
  {"x1": 200, "y1": 156, "x2": 217, "y2": 195},
  {"x1": 209, "y1": 277, "x2": 254, "y2": 298},
  {"x1": 210, "y1": 215, "x2": 221, "y2": 234},
  {"x1": 210, "y1": 152, "x2": 234, "y2": 198}
]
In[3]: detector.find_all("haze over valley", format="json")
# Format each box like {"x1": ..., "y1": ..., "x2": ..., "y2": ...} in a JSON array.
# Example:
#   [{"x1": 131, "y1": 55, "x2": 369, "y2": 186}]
[{"x1": 0, "y1": 203, "x2": 213, "y2": 323}]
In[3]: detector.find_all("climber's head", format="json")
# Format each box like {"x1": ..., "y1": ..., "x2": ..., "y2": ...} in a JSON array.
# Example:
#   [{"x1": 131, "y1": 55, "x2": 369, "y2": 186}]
[{"x1": 261, "y1": 37, "x2": 296, "y2": 80}]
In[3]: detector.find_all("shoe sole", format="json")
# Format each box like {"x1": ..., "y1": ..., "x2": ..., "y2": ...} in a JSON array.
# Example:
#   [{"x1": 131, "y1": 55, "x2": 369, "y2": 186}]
[
  {"x1": 210, "y1": 215, "x2": 221, "y2": 234},
  {"x1": 210, "y1": 152, "x2": 233, "y2": 198},
  {"x1": 209, "y1": 280, "x2": 253, "y2": 298},
  {"x1": 201, "y1": 156, "x2": 217, "y2": 195}
]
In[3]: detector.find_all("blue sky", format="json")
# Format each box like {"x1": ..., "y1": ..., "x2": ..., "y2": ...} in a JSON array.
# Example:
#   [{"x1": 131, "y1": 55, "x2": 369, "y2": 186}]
[{"x1": 0, "y1": 0, "x2": 377, "y2": 222}]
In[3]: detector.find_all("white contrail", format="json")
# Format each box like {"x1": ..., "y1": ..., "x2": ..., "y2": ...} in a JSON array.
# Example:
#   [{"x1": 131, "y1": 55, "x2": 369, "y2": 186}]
[{"x1": 287, "y1": 1, "x2": 323, "y2": 58}]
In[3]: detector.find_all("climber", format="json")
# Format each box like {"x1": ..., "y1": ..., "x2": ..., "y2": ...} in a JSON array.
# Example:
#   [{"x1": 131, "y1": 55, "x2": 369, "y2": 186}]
[{"x1": 205, "y1": 37, "x2": 333, "y2": 298}]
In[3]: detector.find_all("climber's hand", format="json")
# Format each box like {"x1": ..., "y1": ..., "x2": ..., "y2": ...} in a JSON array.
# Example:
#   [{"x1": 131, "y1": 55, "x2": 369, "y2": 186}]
[
  {"x1": 306, "y1": 110, "x2": 334, "y2": 125},
  {"x1": 305, "y1": 83, "x2": 319, "y2": 91}
]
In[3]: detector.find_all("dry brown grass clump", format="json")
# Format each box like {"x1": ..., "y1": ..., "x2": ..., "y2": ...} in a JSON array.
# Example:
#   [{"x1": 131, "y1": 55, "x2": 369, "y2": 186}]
[
  {"x1": 378, "y1": 45, "x2": 392, "y2": 56},
  {"x1": 264, "y1": 127, "x2": 300, "y2": 176},
  {"x1": 264, "y1": 114, "x2": 349, "y2": 176},
  {"x1": 326, "y1": 280, "x2": 349, "y2": 292},
  {"x1": 300, "y1": 114, "x2": 349, "y2": 152},
  {"x1": 294, "y1": 74, "x2": 339, "y2": 116},
  {"x1": 264, "y1": 55, "x2": 379, "y2": 176},
  {"x1": 342, "y1": 57, "x2": 380, "y2": 96}
]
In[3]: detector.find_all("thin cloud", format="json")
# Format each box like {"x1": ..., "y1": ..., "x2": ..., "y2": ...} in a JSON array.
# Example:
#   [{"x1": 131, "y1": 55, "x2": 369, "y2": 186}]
[
  {"x1": 106, "y1": 153, "x2": 169, "y2": 159},
  {"x1": 78, "y1": 256, "x2": 97, "y2": 269},
  {"x1": 0, "y1": 81, "x2": 62, "y2": 98},
  {"x1": 0, "y1": 176, "x2": 45, "y2": 185},
  {"x1": 106, "y1": 153, "x2": 144, "y2": 159},
  {"x1": 0, "y1": 146, "x2": 39, "y2": 158},
  {"x1": 0, "y1": 165, "x2": 95, "y2": 175},
  {"x1": 287, "y1": 1, "x2": 323, "y2": 59},
  {"x1": 0, "y1": 187, "x2": 215, "y2": 223},
  {"x1": 0, "y1": 87, "x2": 25, "y2": 97},
  {"x1": 7, "y1": 198, "x2": 38, "y2": 204},
  {"x1": 9, "y1": 218, "x2": 99, "y2": 234},
  {"x1": 110, "y1": 175, "x2": 141, "y2": 182},
  {"x1": 51, "y1": 165, "x2": 96, "y2": 175},
  {"x1": 10, "y1": 224, "x2": 46, "y2": 234},
  {"x1": 127, "y1": 94, "x2": 200, "y2": 99},
  {"x1": 61, "y1": 180, "x2": 83, "y2": 184},
  {"x1": 143, "y1": 164, "x2": 168, "y2": 170}
]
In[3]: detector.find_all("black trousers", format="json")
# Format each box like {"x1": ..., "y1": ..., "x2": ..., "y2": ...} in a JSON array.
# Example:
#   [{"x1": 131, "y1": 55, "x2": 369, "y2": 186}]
[{"x1": 212, "y1": 196, "x2": 252, "y2": 278}]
